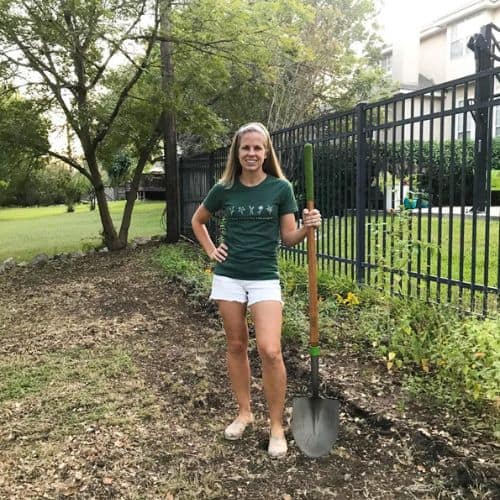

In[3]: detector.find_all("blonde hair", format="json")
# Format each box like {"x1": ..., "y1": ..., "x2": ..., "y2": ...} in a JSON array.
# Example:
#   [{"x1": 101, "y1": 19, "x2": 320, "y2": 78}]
[{"x1": 219, "y1": 122, "x2": 286, "y2": 187}]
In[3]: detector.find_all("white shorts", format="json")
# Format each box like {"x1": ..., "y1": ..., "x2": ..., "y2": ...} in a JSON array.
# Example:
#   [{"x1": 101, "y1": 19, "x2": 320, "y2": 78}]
[{"x1": 209, "y1": 275, "x2": 283, "y2": 307}]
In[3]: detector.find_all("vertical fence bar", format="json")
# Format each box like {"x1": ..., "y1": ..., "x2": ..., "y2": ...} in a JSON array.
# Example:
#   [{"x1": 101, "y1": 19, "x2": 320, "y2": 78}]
[
  {"x1": 448, "y1": 86, "x2": 457, "y2": 304},
  {"x1": 407, "y1": 96, "x2": 415, "y2": 298},
  {"x1": 343, "y1": 115, "x2": 349, "y2": 275},
  {"x1": 326, "y1": 117, "x2": 332, "y2": 274},
  {"x1": 399, "y1": 97, "x2": 406, "y2": 294},
  {"x1": 374, "y1": 106, "x2": 382, "y2": 288},
  {"x1": 382, "y1": 103, "x2": 389, "y2": 291},
  {"x1": 482, "y1": 44, "x2": 495, "y2": 315},
  {"x1": 426, "y1": 91, "x2": 435, "y2": 302},
  {"x1": 336, "y1": 117, "x2": 345, "y2": 273},
  {"x1": 332, "y1": 117, "x2": 339, "y2": 276},
  {"x1": 437, "y1": 91, "x2": 445, "y2": 304},
  {"x1": 356, "y1": 103, "x2": 367, "y2": 284},
  {"x1": 366, "y1": 107, "x2": 373, "y2": 285},
  {"x1": 350, "y1": 113, "x2": 356, "y2": 280},
  {"x1": 417, "y1": 95, "x2": 425, "y2": 298},
  {"x1": 458, "y1": 83, "x2": 468, "y2": 306},
  {"x1": 390, "y1": 99, "x2": 398, "y2": 294}
]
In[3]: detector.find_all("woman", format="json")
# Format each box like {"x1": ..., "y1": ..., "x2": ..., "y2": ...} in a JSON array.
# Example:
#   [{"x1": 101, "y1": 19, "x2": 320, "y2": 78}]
[{"x1": 191, "y1": 122, "x2": 321, "y2": 458}]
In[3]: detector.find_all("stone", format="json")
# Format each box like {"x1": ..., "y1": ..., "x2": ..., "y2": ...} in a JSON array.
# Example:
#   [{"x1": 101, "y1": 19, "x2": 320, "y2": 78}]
[
  {"x1": 2, "y1": 258, "x2": 16, "y2": 271},
  {"x1": 31, "y1": 254, "x2": 49, "y2": 267},
  {"x1": 132, "y1": 236, "x2": 150, "y2": 246},
  {"x1": 98, "y1": 247, "x2": 109, "y2": 253}
]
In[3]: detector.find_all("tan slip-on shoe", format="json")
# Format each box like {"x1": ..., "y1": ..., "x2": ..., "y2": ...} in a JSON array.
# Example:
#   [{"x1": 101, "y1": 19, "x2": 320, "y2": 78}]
[
  {"x1": 224, "y1": 416, "x2": 254, "y2": 440},
  {"x1": 268, "y1": 435, "x2": 287, "y2": 458}
]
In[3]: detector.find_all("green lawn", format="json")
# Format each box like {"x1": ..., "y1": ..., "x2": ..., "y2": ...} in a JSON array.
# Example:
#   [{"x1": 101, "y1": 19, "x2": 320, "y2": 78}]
[
  {"x1": 0, "y1": 200, "x2": 165, "y2": 262},
  {"x1": 492, "y1": 170, "x2": 500, "y2": 191}
]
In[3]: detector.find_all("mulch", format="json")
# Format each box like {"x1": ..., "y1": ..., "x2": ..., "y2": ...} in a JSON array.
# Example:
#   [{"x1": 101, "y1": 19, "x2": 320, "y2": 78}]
[{"x1": 0, "y1": 243, "x2": 498, "y2": 499}]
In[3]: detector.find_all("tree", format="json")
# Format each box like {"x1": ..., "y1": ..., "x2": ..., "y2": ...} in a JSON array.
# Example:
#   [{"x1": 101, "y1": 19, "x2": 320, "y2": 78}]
[
  {"x1": 170, "y1": 0, "x2": 311, "y2": 149},
  {"x1": 0, "y1": 88, "x2": 49, "y2": 202},
  {"x1": 160, "y1": 0, "x2": 178, "y2": 242},
  {"x1": 107, "y1": 151, "x2": 132, "y2": 188},
  {"x1": 264, "y1": 0, "x2": 389, "y2": 129},
  {"x1": 0, "y1": 0, "x2": 160, "y2": 249},
  {"x1": 0, "y1": 0, "x2": 300, "y2": 245}
]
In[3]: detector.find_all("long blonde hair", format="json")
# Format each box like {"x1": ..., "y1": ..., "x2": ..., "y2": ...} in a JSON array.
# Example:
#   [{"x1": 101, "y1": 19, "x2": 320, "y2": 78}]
[{"x1": 219, "y1": 122, "x2": 286, "y2": 187}]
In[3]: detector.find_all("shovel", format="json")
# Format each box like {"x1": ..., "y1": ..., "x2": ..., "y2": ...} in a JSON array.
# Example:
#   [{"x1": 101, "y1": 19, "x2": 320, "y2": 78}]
[{"x1": 291, "y1": 143, "x2": 340, "y2": 458}]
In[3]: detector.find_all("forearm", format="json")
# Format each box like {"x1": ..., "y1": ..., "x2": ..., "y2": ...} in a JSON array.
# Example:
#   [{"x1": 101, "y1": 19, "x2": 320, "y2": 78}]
[
  {"x1": 192, "y1": 220, "x2": 217, "y2": 257},
  {"x1": 281, "y1": 224, "x2": 309, "y2": 247}
]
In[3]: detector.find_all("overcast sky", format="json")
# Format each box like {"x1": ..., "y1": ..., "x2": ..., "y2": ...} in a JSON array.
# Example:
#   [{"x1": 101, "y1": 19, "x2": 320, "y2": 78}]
[{"x1": 377, "y1": 0, "x2": 473, "y2": 42}]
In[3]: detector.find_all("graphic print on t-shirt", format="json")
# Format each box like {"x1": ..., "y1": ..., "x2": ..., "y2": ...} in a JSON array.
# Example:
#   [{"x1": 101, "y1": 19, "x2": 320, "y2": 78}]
[{"x1": 226, "y1": 203, "x2": 276, "y2": 220}]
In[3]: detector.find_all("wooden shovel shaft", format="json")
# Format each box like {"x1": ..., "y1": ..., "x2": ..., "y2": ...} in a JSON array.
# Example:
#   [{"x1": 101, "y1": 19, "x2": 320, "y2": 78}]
[{"x1": 306, "y1": 200, "x2": 319, "y2": 347}]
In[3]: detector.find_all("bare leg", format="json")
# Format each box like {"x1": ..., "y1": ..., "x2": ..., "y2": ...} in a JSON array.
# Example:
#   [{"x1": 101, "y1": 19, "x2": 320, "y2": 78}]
[
  {"x1": 251, "y1": 301, "x2": 286, "y2": 438},
  {"x1": 217, "y1": 300, "x2": 253, "y2": 422}
]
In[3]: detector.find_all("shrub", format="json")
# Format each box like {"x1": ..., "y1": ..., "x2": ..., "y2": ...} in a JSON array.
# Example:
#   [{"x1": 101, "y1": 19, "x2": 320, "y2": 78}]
[
  {"x1": 0, "y1": 162, "x2": 91, "y2": 208},
  {"x1": 357, "y1": 297, "x2": 500, "y2": 411}
]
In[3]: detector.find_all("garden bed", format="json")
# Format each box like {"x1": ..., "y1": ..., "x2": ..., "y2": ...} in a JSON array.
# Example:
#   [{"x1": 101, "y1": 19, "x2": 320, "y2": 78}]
[{"x1": 0, "y1": 243, "x2": 498, "y2": 499}]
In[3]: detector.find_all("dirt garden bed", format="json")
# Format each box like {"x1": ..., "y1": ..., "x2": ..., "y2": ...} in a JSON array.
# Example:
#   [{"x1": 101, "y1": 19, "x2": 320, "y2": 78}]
[{"x1": 0, "y1": 243, "x2": 498, "y2": 499}]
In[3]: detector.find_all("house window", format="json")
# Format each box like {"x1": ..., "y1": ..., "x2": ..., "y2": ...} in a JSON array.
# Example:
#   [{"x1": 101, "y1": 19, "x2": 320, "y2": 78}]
[
  {"x1": 449, "y1": 15, "x2": 480, "y2": 60},
  {"x1": 457, "y1": 99, "x2": 473, "y2": 140},
  {"x1": 381, "y1": 53, "x2": 392, "y2": 74},
  {"x1": 450, "y1": 24, "x2": 465, "y2": 59},
  {"x1": 495, "y1": 106, "x2": 500, "y2": 136}
]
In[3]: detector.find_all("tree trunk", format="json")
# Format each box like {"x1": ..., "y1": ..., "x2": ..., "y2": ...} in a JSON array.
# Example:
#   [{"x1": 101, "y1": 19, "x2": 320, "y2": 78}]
[
  {"x1": 94, "y1": 184, "x2": 122, "y2": 250},
  {"x1": 160, "y1": 0, "x2": 179, "y2": 243},
  {"x1": 85, "y1": 152, "x2": 122, "y2": 250},
  {"x1": 118, "y1": 128, "x2": 162, "y2": 245}
]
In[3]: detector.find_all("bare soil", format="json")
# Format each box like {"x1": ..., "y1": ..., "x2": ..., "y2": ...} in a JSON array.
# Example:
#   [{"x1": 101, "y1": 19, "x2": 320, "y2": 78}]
[{"x1": 0, "y1": 243, "x2": 498, "y2": 499}]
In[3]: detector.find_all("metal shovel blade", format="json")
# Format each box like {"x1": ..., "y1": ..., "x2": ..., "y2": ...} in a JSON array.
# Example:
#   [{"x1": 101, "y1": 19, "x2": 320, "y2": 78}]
[{"x1": 292, "y1": 396, "x2": 340, "y2": 458}]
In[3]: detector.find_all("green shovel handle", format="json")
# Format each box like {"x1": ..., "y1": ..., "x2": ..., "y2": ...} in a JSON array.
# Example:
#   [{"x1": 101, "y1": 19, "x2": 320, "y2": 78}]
[{"x1": 304, "y1": 144, "x2": 314, "y2": 203}]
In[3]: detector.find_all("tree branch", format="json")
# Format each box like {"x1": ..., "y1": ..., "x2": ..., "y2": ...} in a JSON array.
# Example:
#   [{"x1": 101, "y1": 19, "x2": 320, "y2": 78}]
[
  {"x1": 88, "y1": 1, "x2": 148, "y2": 90},
  {"x1": 91, "y1": 11, "x2": 160, "y2": 149},
  {"x1": 6, "y1": 32, "x2": 80, "y2": 135},
  {"x1": 47, "y1": 150, "x2": 92, "y2": 180}
]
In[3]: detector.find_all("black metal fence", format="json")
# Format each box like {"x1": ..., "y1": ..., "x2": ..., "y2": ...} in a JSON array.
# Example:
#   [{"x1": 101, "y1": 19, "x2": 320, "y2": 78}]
[{"x1": 180, "y1": 26, "x2": 500, "y2": 317}]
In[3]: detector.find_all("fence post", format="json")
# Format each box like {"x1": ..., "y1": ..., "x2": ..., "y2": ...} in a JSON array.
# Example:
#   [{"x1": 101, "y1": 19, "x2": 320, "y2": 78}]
[
  {"x1": 355, "y1": 102, "x2": 367, "y2": 284},
  {"x1": 469, "y1": 25, "x2": 492, "y2": 213}
]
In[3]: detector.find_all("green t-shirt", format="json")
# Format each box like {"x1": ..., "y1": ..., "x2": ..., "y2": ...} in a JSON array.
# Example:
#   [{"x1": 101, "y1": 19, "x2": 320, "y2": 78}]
[{"x1": 203, "y1": 175, "x2": 298, "y2": 280}]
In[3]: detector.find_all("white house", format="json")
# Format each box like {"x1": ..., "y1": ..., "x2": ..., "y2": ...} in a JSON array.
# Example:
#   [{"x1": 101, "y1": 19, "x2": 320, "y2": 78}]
[
  {"x1": 382, "y1": 0, "x2": 500, "y2": 89},
  {"x1": 381, "y1": 0, "x2": 500, "y2": 142}
]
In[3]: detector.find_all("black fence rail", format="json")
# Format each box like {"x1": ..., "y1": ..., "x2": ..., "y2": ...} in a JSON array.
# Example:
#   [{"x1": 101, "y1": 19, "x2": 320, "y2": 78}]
[{"x1": 180, "y1": 29, "x2": 500, "y2": 317}]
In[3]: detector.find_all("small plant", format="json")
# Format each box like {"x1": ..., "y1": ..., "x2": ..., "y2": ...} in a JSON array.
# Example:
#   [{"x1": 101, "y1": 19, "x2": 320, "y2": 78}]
[
  {"x1": 155, "y1": 242, "x2": 213, "y2": 304},
  {"x1": 368, "y1": 209, "x2": 437, "y2": 293}
]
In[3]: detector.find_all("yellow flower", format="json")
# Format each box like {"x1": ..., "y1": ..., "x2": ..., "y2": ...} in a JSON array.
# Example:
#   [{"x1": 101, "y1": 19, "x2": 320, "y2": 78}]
[{"x1": 345, "y1": 292, "x2": 360, "y2": 306}]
